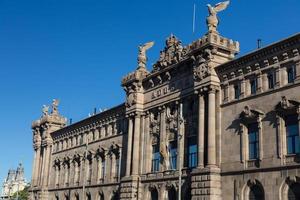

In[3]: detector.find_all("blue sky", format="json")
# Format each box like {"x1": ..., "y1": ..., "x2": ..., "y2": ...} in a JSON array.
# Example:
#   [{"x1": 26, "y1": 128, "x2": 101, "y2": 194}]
[{"x1": 0, "y1": 0, "x2": 299, "y2": 183}]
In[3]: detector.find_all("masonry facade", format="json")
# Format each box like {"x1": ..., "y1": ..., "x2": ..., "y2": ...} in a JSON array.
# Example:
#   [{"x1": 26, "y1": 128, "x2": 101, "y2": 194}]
[{"x1": 30, "y1": 14, "x2": 300, "y2": 200}]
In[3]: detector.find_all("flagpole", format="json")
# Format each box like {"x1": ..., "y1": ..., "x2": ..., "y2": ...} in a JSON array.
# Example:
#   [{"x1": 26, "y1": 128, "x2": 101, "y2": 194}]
[
  {"x1": 178, "y1": 103, "x2": 184, "y2": 200},
  {"x1": 193, "y1": 3, "x2": 196, "y2": 34}
]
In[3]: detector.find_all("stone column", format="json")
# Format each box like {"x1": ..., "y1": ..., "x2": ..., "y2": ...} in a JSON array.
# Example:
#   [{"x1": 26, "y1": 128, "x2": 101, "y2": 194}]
[
  {"x1": 275, "y1": 66, "x2": 282, "y2": 87},
  {"x1": 223, "y1": 83, "x2": 229, "y2": 103},
  {"x1": 110, "y1": 153, "x2": 116, "y2": 182},
  {"x1": 125, "y1": 117, "x2": 133, "y2": 176},
  {"x1": 132, "y1": 113, "x2": 141, "y2": 175},
  {"x1": 160, "y1": 107, "x2": 168, "y2": 171},
  {"x1": 139, "y1": 115, "x2": 145, "y2": 174},
  {"x1": 207, "y1": 88, "x2": 217, "y2": 167},
  {"x1": 33, "y1": 147, "x2": 41, "y2": 186},
  {"x1": 143, "y1": 113, "x2": 151, "y2": 173},
  {"x1": 42, "y1": 143, "x2": 52, "y2": 187},
  {"x1": 118, "y1": 148, "x2": 122, "y2": 181},
  {"x1": 198, "y1": 93, "x2": 205, "y2": 168}
]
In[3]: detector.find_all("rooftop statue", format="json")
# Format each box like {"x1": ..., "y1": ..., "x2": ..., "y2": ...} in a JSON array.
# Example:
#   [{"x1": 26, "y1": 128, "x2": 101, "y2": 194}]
[
  {"x1": 42, "y1": 105, "x2": 49, "y2": 116},
  {"x1": 206, "y1": 1, "x2": 230, "y2": 33},
  {"x1": 52, "y1": 99, "x2": 60, "y2": 115},
  {"x1": 137, "y1": 41, "x2": 154, "y2": 70}
]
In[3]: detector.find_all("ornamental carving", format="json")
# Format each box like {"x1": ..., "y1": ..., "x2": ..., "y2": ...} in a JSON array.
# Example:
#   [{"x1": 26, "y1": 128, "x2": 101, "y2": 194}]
[
  {"x1": 240, "y1": 106, "x2": 264, "y2": 125},
  {"x1": 153, "y1": 34, "x2": 187, "y2": 71},
  {"x1": 192, "y1": 49, "x2": 214, "y2": 81},
  {"x1": 166, "y1": 105, "x2": 178, "y2": 133},
  {"x1": 150, "y1": 112, "x2": 160, "y2": 136},
  {"x1": 275, "y1": 96, "x2": 300, "y2": 117}
]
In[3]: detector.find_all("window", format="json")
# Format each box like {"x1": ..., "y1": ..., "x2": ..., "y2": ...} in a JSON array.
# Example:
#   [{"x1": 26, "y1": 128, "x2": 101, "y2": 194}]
[
  {"x1": 151, "y1": 144, "x2": 160, "y2": 172},
  {"x1": 267, "y1": 72, "x2": 275, "y2": 89},
  {"x1": 101, "y1": 160, "x2": 106, "y2": 179},
  {"x1": 288, "y1": 183, "x2": 300, "y2": 200},
  {"x1": 168, "y1": 141, "x2": 177, "y2": 170},
  {"x1": 249, "y1": 184, "x2": 265, "y2": 200},
  {"x1": 115, "y1": 156, "x2": 120, "y2": 180},
  {"x1": 250, "y1": 79, "x2": 257, "y2": 95},
  {"x1": 287, "y1": 66, "x2": 296, "y2": 83},
  {"x1": 234, "y1": 84, "x2": 241, "y2": 100},
  {"x1": 187, "y1": 137, "x2": 197, "y2": 168},
  {"x1": 286, "y1": 115, "x2": 300, "y2": 154},
  {"x1": 248, "y1": 123, "x2": 259, "y2": 160}
]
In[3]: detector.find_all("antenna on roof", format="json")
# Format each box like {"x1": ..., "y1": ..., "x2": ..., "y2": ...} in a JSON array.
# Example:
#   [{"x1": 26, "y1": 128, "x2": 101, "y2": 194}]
[
  {"x1": 257, "y1": 39, "x2": 262, "y2": 49},
  {"x1": 192, "y1": 3, "x2": 196, "y2": 34},
  {"x1": 94, "y1": 107, "x2": 97, "y2": 115},
  {"x1": 69, "y1": 118, "x2": 72, "y2": 125}
]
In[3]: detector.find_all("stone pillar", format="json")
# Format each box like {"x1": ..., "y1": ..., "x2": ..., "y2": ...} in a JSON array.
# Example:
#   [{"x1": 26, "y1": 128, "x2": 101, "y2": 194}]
[
  {"x1": 110, "y1": 153, "x2": 116, "y2": 182},
  {"x1": 42, "y1": 143, "x2": 52, "y2": 187},
  {"x1": 132, "y1": 113, "x2": 141, "y2": 175},
  {"x1": 143, "y1": 113, "x2": 151, "y2": 173},
  {"x1": 223, "y1": 83, "x2": 229, "y2": 103},
  {"x1": 126, "y1": 117, "x2": 133, "y2": 176},
  {"x1": 160, "y1": 107, "x2": 168, "y2": 171},
  {"x1": 139, "y1": 115, "x2": 145, "y2": 174},
  {"x1": 275, "y1": 66, "x2": 282, "y2": 87},
  {"x1": 198, "y1": 93, "x2": 205, "y2": 168},
  {"x1": 33, "y1": 147, "x2": 41, "y2": 186},
  {"x1": 207, "y1": 88, "x2": 216, "y2": 167}
]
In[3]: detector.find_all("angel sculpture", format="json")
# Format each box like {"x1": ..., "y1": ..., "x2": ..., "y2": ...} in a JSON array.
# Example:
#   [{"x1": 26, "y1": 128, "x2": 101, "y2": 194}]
[
  {"x1": 137, "y1": 41, "x2": 154, "y2": 70},
  {"x1": 42, "y1": 105, "x2": 49, "y2": 116},
  {"x1": 52, "y1": 99, "x2": 60, "y2": 114},
  {"x1": 206, "y1": 1, "x2": 230, "y2": 33}
]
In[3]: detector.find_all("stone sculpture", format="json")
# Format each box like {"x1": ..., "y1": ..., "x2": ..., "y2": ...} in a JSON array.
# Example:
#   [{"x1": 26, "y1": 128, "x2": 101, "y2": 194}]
[
  {"x1": 137, "y1": 41, "x2": 154, "y2": 70},
  {"x1": 206, "y1": 1, "x2": 230, "y2": 33}
]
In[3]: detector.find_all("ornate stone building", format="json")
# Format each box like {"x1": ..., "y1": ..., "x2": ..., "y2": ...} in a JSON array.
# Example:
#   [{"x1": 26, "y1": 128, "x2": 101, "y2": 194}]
[
  {"x1": 30, "y1": 2, "x2": 300, "y2": 200},
  {"x1": 1, "y1": 163, "x2": 27, "y2": 199}
]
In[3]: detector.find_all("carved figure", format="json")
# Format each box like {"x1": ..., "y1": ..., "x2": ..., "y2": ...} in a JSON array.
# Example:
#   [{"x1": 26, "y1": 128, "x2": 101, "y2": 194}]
[
  {"x1": 206, "y1": 1, "x2": 230, "y2": 33},
  {"x1": 42, "y1": 105, "x2": 49, "y2": 116},
  {"x1": 137, "y1": 41, "x2": 154, "y2": 70},
  {"x1": 52, "y1": 99, "x2": 60, "y2": 115}
]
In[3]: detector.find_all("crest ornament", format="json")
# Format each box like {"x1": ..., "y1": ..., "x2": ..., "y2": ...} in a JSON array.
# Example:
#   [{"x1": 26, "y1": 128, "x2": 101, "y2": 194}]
[{"x1": 153, "y1": 34, "x2": 187, "y2": 71}]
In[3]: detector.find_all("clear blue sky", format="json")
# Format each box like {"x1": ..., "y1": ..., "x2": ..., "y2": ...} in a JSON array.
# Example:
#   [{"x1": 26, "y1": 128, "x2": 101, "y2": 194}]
[{"x1": 0, "y1": 0, "x2": 299, "y2": 183}]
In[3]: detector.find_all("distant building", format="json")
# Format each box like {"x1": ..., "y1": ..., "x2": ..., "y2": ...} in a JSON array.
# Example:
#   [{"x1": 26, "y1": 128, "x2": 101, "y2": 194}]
[{"x1": 1, "y1": 163, "x2": 27, "y2": 199}]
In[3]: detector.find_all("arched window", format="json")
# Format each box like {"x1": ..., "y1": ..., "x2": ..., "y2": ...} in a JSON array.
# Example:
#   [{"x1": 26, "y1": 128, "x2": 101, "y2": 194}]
[
  {"x1": 99, "y1": 192, "x2": 104, "y2": 200},
  {"x1": 150, "y1": 188, "x2": 158, "y2": 200},
  {"x1": 288, "y1": 183, "x2": 300, "y2": 200},
  {"x1": 249, "y1": 184, "x2": 264, "y2": 200},
  {"x1": 168, "y1": 187, "x2": 177, "y2": 200}
]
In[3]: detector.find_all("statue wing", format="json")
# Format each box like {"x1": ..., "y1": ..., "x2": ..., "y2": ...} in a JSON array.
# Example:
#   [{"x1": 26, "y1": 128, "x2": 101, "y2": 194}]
[
  {"x1": 143, "y1": 41, "x2": 154, "y2": 51},
  {"x1": 214, "y1": 1, "x2": 230, "y2": 12}
]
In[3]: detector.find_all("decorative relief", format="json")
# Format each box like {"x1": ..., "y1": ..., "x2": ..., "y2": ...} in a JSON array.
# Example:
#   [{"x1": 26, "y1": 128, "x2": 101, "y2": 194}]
[
  {"x1": 166, "y1": 105, "x2": 178, "y2": 134},
  {"x1": 150, "y1": 112, "x2": 160, "y2": 142},
  {"x1": 276, "y1": 96, "x2": 300, "y2": 116},
  {"x1": 240, "y1": 105, "x2": 264, "y2": 125},
  {"x1": 192, "y1": 49, "x2": 214, "y2": 81},
  {"x1": 153, "y1": 34, "x2": 187, "y2": 71}
]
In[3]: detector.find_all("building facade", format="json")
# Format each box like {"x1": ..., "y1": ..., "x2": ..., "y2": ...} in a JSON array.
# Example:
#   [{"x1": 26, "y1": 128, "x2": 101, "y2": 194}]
[
  {"x1": 30, "y1": 4, "x2": 300, "y2": 200},
  {"x1": 1, "y1": 163, "x2": 27, "y2": 199}
]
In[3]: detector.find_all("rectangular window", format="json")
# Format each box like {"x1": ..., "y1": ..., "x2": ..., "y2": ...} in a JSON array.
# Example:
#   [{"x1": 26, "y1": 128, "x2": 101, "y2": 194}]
[
  {"x1": 151, "y1": 144, "x2": 160, "y2": 172},
  {"x1": 168, "y1": 141, "x2": 177, "y2": 170},
  {"x1": 248, "y1": 123, "x2": 259, "y2": 160},
  {"x1": 101, "y1": 160, "x2": 106, "y2": 179},
  {"x1": 250, "y1": 79, "x2": 257, "y2": 95},
  {"x1": 286, "y1": 114, "x2": 300, "y2": 154},
  {"x1": 234, "y1": 84, "x2": 241, "y2": 100},
  {"x1": 287, "y1": 66, "x2": 296, "y2": 83},
  {"x1": 188, "y1": 137, "x2": 198, "y2": 168},
  {"x1": 267, "y1": 72, "x2": 275, "y2": 89}
]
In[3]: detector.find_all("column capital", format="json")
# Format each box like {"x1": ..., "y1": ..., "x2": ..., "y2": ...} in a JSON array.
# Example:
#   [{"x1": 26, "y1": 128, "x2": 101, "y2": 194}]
[{"x1": 208, "y1": 85, "x2": 218, "y2": 94}]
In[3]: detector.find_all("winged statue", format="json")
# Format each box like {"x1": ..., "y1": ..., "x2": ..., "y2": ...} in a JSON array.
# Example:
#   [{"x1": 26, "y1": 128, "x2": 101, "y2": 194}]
[
  {"x1": 206, "y1": 1, "x2": 230, "y2": 33},
  {"x1": 42, "y1": 105, "x2": 49, "y2": 116},
  {"x1": 137, "y1": 41, "x2": 154, "y2": 70},
  {"x1": 52, "y1": 99, "x2": 60, "y2": 114}
]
